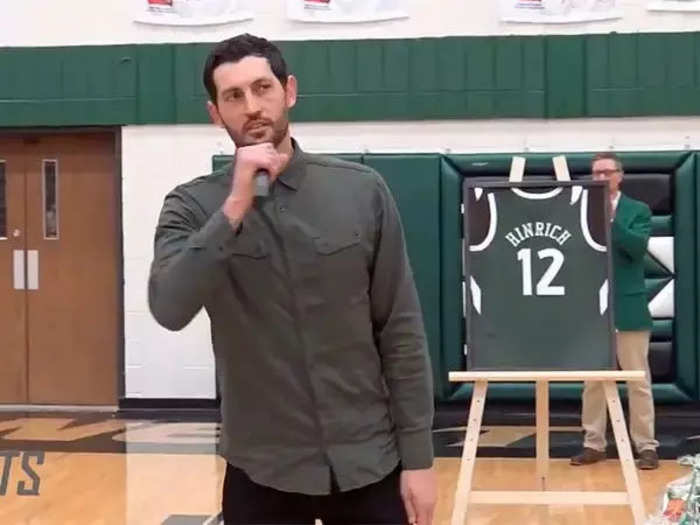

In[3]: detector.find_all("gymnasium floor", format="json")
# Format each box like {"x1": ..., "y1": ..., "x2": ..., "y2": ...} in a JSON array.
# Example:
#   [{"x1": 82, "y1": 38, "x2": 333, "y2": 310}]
[{"x1": 0, "y1": 410, "x2": 695, "y2": 525}]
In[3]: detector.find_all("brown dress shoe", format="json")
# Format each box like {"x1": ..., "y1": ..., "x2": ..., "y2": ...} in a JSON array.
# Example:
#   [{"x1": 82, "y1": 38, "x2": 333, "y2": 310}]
[
  {"x1": 570, "y1": 447, "x2": 606, "y2": 466},
  {"x1": 637, "y1": 449, "x2": 659, "y2": 470}
]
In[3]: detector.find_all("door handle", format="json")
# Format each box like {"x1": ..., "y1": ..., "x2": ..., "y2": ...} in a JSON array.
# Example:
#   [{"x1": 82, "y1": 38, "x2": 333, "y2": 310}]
[
  {"x1": 27, "y1": 250, "x2": 39, "y2": 290},
  {"x1": 13, "y1": 250, "x2": 25, "y2": 290}
]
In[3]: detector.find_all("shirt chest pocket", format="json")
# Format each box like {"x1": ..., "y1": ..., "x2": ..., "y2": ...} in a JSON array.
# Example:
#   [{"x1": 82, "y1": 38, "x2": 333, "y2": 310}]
[
  {"x1": 230, "y1": 238, "x2": 268, "y2": 259},
  {"x1": 312, "y1": 228, "x2": 368, "y2": 294},
  {"x1": 313, "y1": 229, "x2": 361, "y2": 255},
  {"x1": 226, "y1": 237, "x2": 270, "y2": 291},
  {"x1": 228, "y1": 237, "x2": 270, "y2": 274}
]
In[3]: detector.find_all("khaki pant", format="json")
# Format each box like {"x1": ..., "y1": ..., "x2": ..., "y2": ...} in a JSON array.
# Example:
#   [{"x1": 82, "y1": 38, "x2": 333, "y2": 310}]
[{"x1": 581, "y1": 330, "x2": 659, "y2": 453}]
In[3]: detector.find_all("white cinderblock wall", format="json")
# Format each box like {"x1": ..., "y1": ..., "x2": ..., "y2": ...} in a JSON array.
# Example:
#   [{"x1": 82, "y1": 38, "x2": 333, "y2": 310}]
[{"x1": 122, "y1": 126, "x2": 232, "y2": 398}]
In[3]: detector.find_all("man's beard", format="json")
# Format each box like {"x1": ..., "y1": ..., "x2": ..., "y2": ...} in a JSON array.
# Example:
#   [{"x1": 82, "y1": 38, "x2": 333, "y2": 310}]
[{"x1": 226, "y1": 115, "x2": 290, "y2": 149}]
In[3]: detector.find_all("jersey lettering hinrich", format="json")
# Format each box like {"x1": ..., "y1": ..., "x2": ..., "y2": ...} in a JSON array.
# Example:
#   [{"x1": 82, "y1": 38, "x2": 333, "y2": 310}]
[
  {"x1": 505, "y1": 222, "x2": 572, "y2": 248},
  {"x1": 464, "y1": 184, "x2": 613, "y2": 371}
]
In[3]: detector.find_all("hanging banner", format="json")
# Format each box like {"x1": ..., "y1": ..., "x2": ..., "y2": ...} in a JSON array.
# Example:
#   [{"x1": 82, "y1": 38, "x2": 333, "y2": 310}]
[
  {"x1": 134, "y1": 0, "x2": 253, "y2": 26},
  {"x1": 499, "y1": 0, "x2": 622, "y2": 23},
  {"x1": 287, "y1": 0, "x2": 408, "y2": 23},
  {"x1": 648, "y1": 0, "x2": 700, "y2": 11}
]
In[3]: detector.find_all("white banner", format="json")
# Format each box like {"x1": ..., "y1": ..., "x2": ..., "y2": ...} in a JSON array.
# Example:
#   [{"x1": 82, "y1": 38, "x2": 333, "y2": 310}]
[
  {"x1": 648, "y1": 0, "x2": 700, "y2": 11},
  {"x1": 500, "y1": 0, "x2": 622, "y2": 23},
  {"x1": 134, "y1": 0, "x2": 252, "y2": 26},
  {"x1": 287, "y1": 0, "x2": 408, "y2": 23}
]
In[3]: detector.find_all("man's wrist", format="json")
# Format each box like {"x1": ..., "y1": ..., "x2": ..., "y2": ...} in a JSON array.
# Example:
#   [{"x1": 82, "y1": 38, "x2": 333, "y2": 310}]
[
  {"x1": 222, "y1": 198, "x2": 246, "y2": 232},
  {"x1": 226, "y1": 215, "x2": 242, "y2": 233}
]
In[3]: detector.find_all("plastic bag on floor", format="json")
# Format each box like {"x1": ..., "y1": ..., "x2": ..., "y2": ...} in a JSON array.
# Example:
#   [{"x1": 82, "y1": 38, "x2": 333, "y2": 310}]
[{"x1": 646, "y1": 454, "x2": 700, "y2": 525}]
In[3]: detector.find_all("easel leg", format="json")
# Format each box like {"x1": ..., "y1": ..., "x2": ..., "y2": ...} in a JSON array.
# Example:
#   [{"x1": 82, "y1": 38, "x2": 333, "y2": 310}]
[
  {"x1": 451, "y1": 380, "x2": 488, "y2": 525},
  {"x1": 536, "y1": 380, "x2": 550, "y2": 523},
  {"x1": 603, "y1": 381, "x2": 646, "y2": 525},
  {"x1": 536, "y1": 380, "x2": 549, "y2": 490}
]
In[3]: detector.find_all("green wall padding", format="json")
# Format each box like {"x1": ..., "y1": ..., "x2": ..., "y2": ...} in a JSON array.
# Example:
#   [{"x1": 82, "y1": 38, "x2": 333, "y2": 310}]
[
  {"x1": 440, "y1": 159, "x2": 465, "y2": 401},
  {"x1": 675, "y1": 154, "x2": 697, "y2": 397},
  {"x1": 363, "y1": 155, "x2": 443, "y2": 398},
  {"x1": 652, "y1": 216, "x2": 673, "y2": 236},
  {"x1": 653, "y1": 319, "x2": 673, "y2": 341}
]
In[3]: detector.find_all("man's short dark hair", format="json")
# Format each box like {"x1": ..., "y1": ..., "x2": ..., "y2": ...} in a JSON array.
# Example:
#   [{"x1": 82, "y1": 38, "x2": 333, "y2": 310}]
[
  {"x1": 591, "y1": 151, "x2": 623, "y2": 172},
  {"x1": 202, "y1": 33, "x2": 288, "y2": 104}
]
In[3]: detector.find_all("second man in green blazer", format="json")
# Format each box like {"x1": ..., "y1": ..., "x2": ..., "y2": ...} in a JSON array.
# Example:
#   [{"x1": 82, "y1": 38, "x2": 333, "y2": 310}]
[{"x1": 571, "y1": 152, "x2": 659, "y2": 470}]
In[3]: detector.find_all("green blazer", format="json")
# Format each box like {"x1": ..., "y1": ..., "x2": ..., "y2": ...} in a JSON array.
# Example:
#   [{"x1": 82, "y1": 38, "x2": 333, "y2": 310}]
[{"x1": 612, "y1": 194, "x2": 653, "y2": 331}]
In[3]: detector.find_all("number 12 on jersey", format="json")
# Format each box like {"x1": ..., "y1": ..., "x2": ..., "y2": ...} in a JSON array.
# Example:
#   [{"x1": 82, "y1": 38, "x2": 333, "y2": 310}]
[{"x1": 516, "y1": 248, "x2": 565, "y2": 296}]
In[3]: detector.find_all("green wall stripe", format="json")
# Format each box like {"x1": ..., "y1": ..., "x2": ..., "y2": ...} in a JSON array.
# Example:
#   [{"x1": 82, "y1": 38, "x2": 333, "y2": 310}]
[
  {"x1": 137, "y1": 44, "x2": 175, "y2": 124},
  {"x1": 8, "y1": 32, "x2": 700, "y2": 126},
  {"x1": 547, "y1": 35, "x2": 585, "y2": 118}
]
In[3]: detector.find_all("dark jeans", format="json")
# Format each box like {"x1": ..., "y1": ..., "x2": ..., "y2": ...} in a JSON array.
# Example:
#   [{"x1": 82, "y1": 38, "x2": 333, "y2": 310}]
[{"x1": 221, "y1": 463, "x2": 408, "y2": 524}]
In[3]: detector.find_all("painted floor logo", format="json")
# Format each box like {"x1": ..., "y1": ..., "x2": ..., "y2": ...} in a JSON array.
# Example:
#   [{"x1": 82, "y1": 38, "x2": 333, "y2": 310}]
[{"x1": 0, "y1": 450, "x2": 44, "y2": 496}]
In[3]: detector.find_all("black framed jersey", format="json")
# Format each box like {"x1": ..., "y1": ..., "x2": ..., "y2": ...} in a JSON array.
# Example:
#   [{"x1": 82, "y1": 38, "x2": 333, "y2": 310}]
[{"x1": 463, "y1": 180, "x2": 615, "y2": 371}]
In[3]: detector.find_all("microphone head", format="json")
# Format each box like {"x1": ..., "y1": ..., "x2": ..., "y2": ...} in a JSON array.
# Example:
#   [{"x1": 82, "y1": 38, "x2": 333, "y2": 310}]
[{"x1": 254, "y1": 170, "x2": 270, "y2": 197}]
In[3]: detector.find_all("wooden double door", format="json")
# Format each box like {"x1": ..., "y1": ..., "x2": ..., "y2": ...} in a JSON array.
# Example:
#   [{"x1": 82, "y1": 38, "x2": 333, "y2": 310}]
[{"x1": 0, "y1": 132, "x2": 119, "y2": 405}]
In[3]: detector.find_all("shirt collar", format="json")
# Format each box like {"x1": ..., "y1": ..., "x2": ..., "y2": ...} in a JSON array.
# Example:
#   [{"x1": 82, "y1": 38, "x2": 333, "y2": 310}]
[
  {"x1": 275, "y1": 137, "x2": 306, "y2": 191},
  {"x1": 612, "y1": 191, "x2": 621, "y2": 210}
]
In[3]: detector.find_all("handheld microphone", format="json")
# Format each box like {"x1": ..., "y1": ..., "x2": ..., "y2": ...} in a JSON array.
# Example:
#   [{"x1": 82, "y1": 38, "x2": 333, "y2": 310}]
[{"x1": 254, "y1": 169, "x2": 270, "y2": 197}]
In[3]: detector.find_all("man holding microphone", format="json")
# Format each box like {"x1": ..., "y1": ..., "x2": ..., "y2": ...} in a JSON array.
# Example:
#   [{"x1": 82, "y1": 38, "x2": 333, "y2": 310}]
[{"x1": 148, "y1": 33, "x2": 437, "y2": 523}]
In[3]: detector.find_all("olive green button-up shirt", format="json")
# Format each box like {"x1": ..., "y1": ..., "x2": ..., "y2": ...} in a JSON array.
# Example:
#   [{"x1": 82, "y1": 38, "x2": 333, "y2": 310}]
[{"x1": 148, "y1": 139, "x2": 434, "y2": 495}]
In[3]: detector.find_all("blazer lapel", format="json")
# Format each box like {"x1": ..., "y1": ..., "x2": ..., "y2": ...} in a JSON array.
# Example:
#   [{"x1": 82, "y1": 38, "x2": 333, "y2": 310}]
[{"x1": 615, "y1": 193, "x2": 634, "y2": 226}]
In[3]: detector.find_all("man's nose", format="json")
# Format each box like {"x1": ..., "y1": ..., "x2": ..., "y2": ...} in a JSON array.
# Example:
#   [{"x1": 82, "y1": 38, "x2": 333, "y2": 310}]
[{"x1": 243, "y1": 93, "x2": 261, "y2": 114}]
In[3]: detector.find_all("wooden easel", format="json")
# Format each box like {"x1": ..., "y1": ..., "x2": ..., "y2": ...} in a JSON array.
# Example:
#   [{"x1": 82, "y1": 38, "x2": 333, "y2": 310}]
[{"x1": 448, "y1": 370, "x2": 647, "y2": 525}]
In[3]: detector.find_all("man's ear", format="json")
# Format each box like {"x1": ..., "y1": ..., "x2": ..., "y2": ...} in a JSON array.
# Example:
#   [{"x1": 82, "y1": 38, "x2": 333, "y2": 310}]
[
  {"x1": 285, "y1": 75, "x2": 298, "y2": 110},
  {"x1": 206, "y1": 100, "x2": 224, "y2": 127}
]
